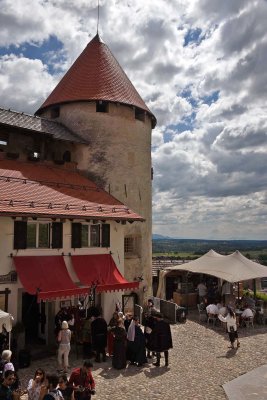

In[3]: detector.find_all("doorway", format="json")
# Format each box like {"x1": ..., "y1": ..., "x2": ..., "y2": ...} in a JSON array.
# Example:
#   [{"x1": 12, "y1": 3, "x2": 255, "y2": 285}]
[{"x1": 22, "y1": 293, "x2": 45, "y2": 344}]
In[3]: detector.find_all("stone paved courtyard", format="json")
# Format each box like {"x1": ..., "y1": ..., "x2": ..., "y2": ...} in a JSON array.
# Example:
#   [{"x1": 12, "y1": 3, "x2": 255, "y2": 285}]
[{"x1": 18, "y1": 313, "x2": 267, "y2": 400}]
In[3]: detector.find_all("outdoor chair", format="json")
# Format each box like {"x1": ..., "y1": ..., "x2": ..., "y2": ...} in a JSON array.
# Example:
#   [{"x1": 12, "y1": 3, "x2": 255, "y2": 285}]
[
  {"x1": 197, "y1": 304, "x2": 207, "y2": 322},
  {"x1": 256, "y1": 306, "x2": 265, "y2": 324},
  {"x1": 244, "y1": 316, "x2": 254, "y2": 328},
  {"x1": 207, "y1": 313, "x2": 217, "y2": 327}
]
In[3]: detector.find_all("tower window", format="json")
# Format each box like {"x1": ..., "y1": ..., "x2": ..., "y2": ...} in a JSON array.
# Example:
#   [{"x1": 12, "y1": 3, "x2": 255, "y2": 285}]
[
  {"x1": 124, "y1": 235, "x2": 141, "y2": 257},
  {"x1": 96, "y1": 101, "x2": 109, "y2": 113},
  {"x1": 63, "y1": 151, "x2": 71, "y2": 162},
  {"x1": 51, "y1": 106, "x2": 60, "y2": 118},
  {"x1": 135, "y1": 108, "x2": 145, "y2": 122}
]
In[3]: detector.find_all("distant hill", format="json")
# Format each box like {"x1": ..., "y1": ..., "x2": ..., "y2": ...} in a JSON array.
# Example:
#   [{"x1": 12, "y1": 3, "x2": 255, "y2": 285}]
[
  {"x1": 152, "y1": 238, "x2": 267, "y2": 255},
  {"x1": 152, "y1": 234, "x2": 173, "y2": 240}
]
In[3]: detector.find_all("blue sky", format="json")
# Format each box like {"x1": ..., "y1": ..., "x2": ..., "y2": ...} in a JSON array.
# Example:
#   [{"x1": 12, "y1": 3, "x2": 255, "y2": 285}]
[{"x1": 1, "y1": 0, "x2": 267, "y2": 240}]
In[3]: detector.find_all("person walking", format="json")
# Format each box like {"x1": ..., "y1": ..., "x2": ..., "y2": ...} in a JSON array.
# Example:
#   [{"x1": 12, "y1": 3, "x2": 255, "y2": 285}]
[
  {"x1": 150, "y1": 312, "x2": 173, "y2": 367},
  {"x1": 91, "y1": 311, "x2": 107, "y2": 363},
  {"x1": 218, "y1": 306, "x2": 240, "y2": 349},
  {"x1": 69, "y1": 360, "x2": 95, "y2": 400},
  {"x1": 57, "y1": 321, "x2": 71, "y2": 373}
]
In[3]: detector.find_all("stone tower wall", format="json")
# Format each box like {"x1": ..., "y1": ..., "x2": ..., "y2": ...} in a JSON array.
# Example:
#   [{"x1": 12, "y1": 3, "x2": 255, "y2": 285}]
[{"x1": 42, "y1": 101, "x2": 153, "y2": 303}]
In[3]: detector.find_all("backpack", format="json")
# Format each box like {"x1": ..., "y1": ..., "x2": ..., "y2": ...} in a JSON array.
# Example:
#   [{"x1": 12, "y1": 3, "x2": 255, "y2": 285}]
[{"x1": 48, "y1": 389, "x2": 64, "y2": 400}]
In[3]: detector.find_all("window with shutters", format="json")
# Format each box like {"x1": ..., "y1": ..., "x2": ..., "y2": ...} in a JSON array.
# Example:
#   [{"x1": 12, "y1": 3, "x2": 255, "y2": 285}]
[
  {"x1": 14, "y1": 221, "x2": 63, "y2": 249},
  {"x1": 72, "y1": 223, "x2": 110, "y2": 248}
]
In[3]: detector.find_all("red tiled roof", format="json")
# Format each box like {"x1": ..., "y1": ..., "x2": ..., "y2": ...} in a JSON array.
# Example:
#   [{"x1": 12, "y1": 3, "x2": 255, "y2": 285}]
[
  {"x1": 0, "y1": 159, "x2": 144, "y2": 221},
  {"x1": 36, "y1": 34, "x2": 156, "y2": 123},
  {"x1": 0, "y1": 107, "x2": 87, "y2": 144}
]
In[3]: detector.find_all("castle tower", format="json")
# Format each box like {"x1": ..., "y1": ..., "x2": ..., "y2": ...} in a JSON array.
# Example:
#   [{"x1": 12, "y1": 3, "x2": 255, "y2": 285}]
[{"x1": 36, "y1": 34, "x2": 156, "y2": 303}]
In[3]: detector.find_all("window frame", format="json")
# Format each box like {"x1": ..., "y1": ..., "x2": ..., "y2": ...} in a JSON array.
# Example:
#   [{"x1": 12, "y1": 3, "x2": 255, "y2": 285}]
[
  {"x1": 80, "y1": 223, "x2": 100, "y2": 248},
  {"x1": 13, "y1": 220, "x2": 63, "y2": 250},
  {"x1": 124, "y1": 235, "x2": 141, "y2": 257},
  {"x1": 72, "y1": 222, "x2": 110, "y2": 249},
  {"x1": 27, "y1": 221, "x2": 51, "y2": 249}
]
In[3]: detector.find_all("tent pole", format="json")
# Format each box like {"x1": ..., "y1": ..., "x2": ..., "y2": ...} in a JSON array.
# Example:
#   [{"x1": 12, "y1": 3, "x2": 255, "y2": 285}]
[
  {"x1": 237, "y1": 282, "x2": 240, "y2": 301},
  {"x1": 186, "y1": 272, "x2": 189, "y2": 313},
  {"x1": 253, "y1": 279, "x2": 257, "y2": 298}
]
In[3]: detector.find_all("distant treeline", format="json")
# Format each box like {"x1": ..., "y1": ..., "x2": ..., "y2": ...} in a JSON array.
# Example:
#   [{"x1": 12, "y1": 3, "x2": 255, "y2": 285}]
[{"x1": 152, "y1": 238, "x2": 267, "y2": 258}]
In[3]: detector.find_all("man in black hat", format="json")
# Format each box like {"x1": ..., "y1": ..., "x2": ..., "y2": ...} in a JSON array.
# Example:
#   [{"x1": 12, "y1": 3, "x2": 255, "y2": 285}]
[
  {"x1": 91, "y1": 310, "x2": 107, "y2": 363},
  {"x1": 150, "y1": 312, "x2": 173, "y2": 367}
]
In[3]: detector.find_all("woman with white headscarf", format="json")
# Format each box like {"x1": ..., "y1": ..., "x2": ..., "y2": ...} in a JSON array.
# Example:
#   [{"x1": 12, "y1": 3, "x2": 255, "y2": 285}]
[{"x1": 126, "y1": 317, "x2": 147, "y2": 367}]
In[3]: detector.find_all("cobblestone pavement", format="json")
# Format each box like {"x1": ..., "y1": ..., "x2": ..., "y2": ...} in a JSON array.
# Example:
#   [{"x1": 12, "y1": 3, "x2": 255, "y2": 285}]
[{"x1": 19, "y1": 314, "x2": 267, "y2": 400}]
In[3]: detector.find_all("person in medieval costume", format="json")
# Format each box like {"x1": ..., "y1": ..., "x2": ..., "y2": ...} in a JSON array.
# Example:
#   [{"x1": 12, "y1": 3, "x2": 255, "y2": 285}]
[
  {"x1": 126, "y1": 317, "x2": 147, "y2": 367},
  {"x1": 150, "y1": 312, "x2": 173, "y2": 367},
  {"x1": 111, "y1": 318, "x2": 127, "y2": 369},
  {"x1": 90, "y1": 311, "x2": 107, "y2": 363}
]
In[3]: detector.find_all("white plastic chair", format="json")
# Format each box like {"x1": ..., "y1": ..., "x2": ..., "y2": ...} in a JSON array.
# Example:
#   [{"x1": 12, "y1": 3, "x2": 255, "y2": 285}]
[
  {"x1": 244, "y1": 316, "x2": 254, "y2": 328},
  {"x1": 207, "y1": 314, "x2": 217, "y2": 327}
]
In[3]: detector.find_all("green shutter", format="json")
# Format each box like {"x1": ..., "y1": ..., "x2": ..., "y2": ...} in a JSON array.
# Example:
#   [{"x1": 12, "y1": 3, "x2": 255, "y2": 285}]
[
  {"x1": 102, "y1": 224, "x2": 110, "y2": 247},
  {"x1": 71, "y1": 223, "x2": 82, "y2": 248},
  {"x1": 52, "y1": 222, "x2": 63, "y2": 249},
  {"x1": 14, "y1": 221, "x2": 27, "y2": 249}
]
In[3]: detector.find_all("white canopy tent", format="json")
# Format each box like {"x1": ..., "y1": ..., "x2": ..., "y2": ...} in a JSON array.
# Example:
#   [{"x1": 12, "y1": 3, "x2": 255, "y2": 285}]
[
  {"x1": 156, "y1": 249, "x2": 267, "y2": 299},
  {"x1": 0, "y1": 310, "x2": 13, "y2": 349},
  {"x1": 164, "y1": 249, "x2": 267, "y2": 283}
]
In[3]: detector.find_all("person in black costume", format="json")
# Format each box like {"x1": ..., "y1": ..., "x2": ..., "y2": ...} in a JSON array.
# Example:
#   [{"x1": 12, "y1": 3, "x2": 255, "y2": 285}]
[
  {"x1": 150, "y1": 312, "x2": 173, "y2": 367},
  {"x1": 111, "y1": 319, "x2": 127, "y2": 369},
  {"x1": 143, "y1": 312, "x2": 156, "y2": 358},
  {"x1": 90, "y1": 311, "x2": 107, "y2": 363},
  {"x1": 124, "y1": 314, "x2": 132, "y2": 332},
  {"x1": 126, "y1": 317, "x2": 147, "y2": 367}
]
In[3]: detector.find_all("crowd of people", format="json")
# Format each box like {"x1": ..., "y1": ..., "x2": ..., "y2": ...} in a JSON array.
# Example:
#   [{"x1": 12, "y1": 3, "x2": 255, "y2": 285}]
[
  {"x1": 0, "y1": 360, "x2": 95, "y2": 400},
  {"x1": 196, "y1": 280, "x2": 259, "y2": 350},
  {"x1": 0, "y1": 301, "x2": 173, "y2": 400}
]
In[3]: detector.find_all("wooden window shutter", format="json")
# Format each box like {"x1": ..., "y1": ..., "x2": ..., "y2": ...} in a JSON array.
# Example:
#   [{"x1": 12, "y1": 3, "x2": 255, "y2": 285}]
[
  {"x1": 71, "y1": 223, "x2": 82, "y2": 248},
  {"x1": 101, "y1": 224, "x2": 110, "y2": 247},
  {"x1": 52, "y1": 222, "x2": 63, "y2": 249},
  {"x1": 14, "y1": 221, "x2": 27, "y2": 249}
]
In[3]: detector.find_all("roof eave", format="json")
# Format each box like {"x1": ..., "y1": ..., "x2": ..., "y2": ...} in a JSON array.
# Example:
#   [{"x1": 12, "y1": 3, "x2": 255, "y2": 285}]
[{"x1": 0, "y1": 211, "x2": 144, "y2": 222}]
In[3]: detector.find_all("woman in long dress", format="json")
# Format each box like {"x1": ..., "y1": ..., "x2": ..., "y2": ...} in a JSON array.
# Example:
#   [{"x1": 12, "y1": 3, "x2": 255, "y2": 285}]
[
  {"x1": 127, "y1": 317, "x2": 147, "y2": 367},
  {"x1": 111, "y1": 319, "x2": 127, "y2": 369},
  {"x1": 107, "y1": 312, "x2": 119, "y2": 356}
]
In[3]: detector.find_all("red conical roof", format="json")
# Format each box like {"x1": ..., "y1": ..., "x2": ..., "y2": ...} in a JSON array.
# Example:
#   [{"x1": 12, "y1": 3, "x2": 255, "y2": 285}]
[{"x1": 36, "y1": 34, "x2": 156, "y2": 124}]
